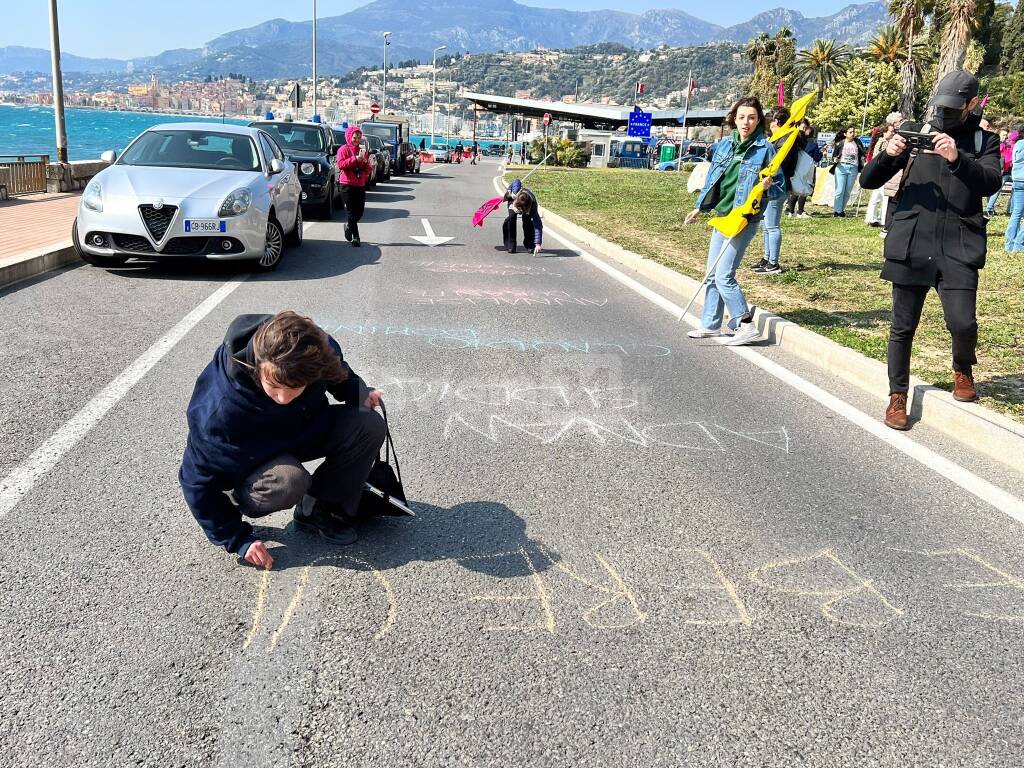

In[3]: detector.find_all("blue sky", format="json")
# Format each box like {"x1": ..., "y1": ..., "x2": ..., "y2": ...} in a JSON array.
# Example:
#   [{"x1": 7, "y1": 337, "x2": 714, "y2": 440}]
[{"x1": 7, "y1": 0, "x2": 861, "y2": 59}]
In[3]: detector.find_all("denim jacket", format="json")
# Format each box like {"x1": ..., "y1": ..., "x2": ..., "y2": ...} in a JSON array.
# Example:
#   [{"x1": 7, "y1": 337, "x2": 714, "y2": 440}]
[
  {"x1": 695, "y1": 132, "x2": 785, "y2": 217},
  {"x1": 1012, "y1": 139, "x2": 1024, "y2": 185}
]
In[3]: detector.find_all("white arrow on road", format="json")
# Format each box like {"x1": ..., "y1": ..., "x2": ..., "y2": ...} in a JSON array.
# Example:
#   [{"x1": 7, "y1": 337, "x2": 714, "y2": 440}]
[{"x1": 409, "y1": 218, "x2": 454, "y2": 247}]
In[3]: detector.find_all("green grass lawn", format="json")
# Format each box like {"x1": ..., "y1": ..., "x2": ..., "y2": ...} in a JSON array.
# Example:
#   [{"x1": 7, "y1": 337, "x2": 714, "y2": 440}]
[{"x1": 506, "y1": 166, "x2": 1024, "y2": 423}]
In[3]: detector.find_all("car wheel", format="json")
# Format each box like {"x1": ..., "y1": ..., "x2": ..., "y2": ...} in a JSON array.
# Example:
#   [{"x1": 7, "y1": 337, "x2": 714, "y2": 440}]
[
  {"x1": 287, "y1": 204, "x2": 303, "y2": 247},
  {"x1": 257, "y1": 217, "x2": 285, "y2": 271},
  {"x1": 72, "y1": 218, "x2": 129, "y2": 267}
]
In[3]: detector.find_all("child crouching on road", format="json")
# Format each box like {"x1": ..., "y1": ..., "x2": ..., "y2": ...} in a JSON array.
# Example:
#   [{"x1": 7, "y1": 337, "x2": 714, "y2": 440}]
[
  {"x1": 502, "y1": 179, "x2": 543, "y2": 255},
  {"x1": 179, "y1": 311, "x2": 385, "y2": 570}
]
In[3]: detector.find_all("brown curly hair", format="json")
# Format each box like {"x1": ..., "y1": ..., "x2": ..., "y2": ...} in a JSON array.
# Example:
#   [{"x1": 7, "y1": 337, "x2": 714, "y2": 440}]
[{"x1": 251, "y1": 311, "x2": 349, "y2": 388}]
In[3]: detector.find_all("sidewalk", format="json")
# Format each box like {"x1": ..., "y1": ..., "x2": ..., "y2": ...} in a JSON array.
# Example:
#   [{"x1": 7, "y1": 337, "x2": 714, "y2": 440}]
[{"x1": 0, "y1": 192, "x2": 81, "y2": 289}]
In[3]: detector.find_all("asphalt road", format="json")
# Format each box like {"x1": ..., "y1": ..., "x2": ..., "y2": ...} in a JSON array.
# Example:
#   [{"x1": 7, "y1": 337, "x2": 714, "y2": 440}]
[{"x1": 2, "y1": 157, "x2": 1023, "y2": 767}]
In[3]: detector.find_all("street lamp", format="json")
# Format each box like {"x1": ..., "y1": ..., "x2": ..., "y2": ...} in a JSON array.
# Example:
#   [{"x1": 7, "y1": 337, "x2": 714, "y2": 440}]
[
  {"x1": 382, "y1": 32, "x2": 392, "y2": 113},
  {"x1": 48, "y1": 0, "x2": 68, "y2": 163},
  {"x1": 431, "y1": 45, "x2": 446, "y2": 148},
  {"x1": 311, "y1": 0, "x2": 318, "y2": 119}
]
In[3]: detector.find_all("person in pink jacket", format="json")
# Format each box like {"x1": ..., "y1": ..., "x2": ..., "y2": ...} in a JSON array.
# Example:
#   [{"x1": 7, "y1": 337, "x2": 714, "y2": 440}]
[{"x1": 336, "y1": 126, "x2": 370, "y2": 246}]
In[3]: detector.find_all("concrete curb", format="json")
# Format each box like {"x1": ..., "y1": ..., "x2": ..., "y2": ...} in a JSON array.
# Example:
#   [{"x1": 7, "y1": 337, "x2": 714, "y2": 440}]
[
  {"x1": 0, "y1": 240, "x2": 81, "y2": 291},
  {"x1": 533, "y1": 202, "x2": 1024, "y2": 474}
]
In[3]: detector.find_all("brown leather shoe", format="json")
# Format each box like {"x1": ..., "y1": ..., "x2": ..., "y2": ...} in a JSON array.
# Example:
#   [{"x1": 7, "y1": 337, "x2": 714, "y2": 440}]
[
  {"x1": 885, "y1": 392, "x2": 910, "y2": 430},
  {"x1": 952, "y1": 369, "x2": 978, "y2": 402}
]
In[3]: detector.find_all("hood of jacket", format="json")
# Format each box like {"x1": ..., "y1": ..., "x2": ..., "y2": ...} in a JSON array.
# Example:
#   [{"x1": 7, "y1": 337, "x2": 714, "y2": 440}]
[{"x1": 345, "y1": 125, "x2": 362, "y2": 145}]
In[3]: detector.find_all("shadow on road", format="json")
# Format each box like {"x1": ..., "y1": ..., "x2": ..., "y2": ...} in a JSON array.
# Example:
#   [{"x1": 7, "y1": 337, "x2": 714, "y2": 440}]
[
  {"x1": 254, "y1": 499, "x2": 556, "y2": 578},
  {"x1": 101, "y1": 239, "x2": 381, "y2": 282}
]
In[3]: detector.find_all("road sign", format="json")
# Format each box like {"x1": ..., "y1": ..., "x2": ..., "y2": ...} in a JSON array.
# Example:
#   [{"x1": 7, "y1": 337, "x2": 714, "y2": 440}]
[
  {"x1": 627, "y1": 106, "x2": 652, "y2": 138},
  {"x1": 370, "y1": 103, "x2": 381, "y2": 115},
  {"x1": 543, "y1": 113, "x2": 551, "y2": 126}
]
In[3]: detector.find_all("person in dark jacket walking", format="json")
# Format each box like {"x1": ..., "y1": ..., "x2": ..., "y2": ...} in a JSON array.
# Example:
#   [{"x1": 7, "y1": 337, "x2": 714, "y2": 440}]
[
  {"x1": 859, "y1": 70, "x2": 1001, "y2": 430},
  {"x1": 502, "y1": 178, "x2": 543, "y2": 254},
  {"x1": 179, "y1": 311, "x2": 385, "y2": 570},
  {"x1": 785, "y1": 121, "x2": 820, "y2": 217},
  {"x1": 336, "y1": 126, "x2": 370, "y2": 246}
]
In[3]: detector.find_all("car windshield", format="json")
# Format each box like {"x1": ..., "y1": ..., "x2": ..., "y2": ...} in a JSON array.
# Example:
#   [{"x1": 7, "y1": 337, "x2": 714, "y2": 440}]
[
  {"x1": 255, "y1": 124, "x2": 325, "y2": 153},
  {"x1": 118, "y1": 130, "x2": 260, "y2": 171},
  {"x1": 360, "y1": 124, "x2": 398, "y2": 142},
  {"x1": 367, "y1": 136, "x2": 384, "y2": 150}
]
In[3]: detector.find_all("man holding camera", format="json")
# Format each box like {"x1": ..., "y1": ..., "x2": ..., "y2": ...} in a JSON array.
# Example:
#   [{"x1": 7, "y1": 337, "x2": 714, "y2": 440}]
[{"x1": 859, "y1": 71, "x2": 1002, "y2": 430}]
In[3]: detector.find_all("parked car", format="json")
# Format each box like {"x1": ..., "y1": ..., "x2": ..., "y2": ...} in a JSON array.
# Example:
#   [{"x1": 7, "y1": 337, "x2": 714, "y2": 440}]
[
  {"x1": 655, "y1": 155, "x2": 709, "y2": 171},
  {"x1": 426, "y1": 144, "x2": 451, "y2": 163},
  {"x1": 486, "y1": 145, "x2": 506, "y2": 157},
  {"x1": 72, "y1": 123, "x2": 303, "y2": 272},
  {"x1": 248, "y1": 118, "x2": 339, "y2": 218},
  {"x1": 365, "y1": 135, "x2": 392, "y2": 181},
  {"x1": 400, "y1": 142, "x2": 421, "y2": 174},
  {"x1": 359, "y1": 120, "x2": 410, "y2": 174},
  {"x1": 360, "y1": 139, "x2": 379, "y2": 188}
]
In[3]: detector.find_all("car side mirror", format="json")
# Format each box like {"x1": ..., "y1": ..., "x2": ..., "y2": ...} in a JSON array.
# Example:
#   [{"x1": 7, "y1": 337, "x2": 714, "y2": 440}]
[
  {"x1": 270, "y1": 158, "x2": 285, "y2": 175},
  {"x1": 100, "y1": 150, "x2": 117, "y2": 164}
]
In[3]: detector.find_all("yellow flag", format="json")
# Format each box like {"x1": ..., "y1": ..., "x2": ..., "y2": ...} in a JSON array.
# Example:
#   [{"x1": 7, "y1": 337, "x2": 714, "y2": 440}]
[{"x1": 708, "y1": 91, "x2": 816, "y2": 239}]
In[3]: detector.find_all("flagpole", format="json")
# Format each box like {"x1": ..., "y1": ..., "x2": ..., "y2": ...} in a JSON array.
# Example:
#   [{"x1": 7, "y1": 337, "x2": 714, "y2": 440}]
[{"x1": 677, "y1": 68, "x2": 691, "y2": 173}]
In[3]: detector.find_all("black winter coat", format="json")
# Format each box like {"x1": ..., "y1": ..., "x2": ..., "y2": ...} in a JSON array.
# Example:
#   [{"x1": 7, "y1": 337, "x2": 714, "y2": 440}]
[
  {"x1": 859, "y1": 114, "x2": 1002, "y2": 288},
  {"x1": 179, "y1": 314, "x2": 369, "y2": 554}
]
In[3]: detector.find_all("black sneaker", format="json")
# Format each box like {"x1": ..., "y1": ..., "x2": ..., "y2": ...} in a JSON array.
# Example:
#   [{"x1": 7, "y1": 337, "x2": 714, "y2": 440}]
[
  {"x1": 352, "y1": 237, "x2": 361, "y2": 247},
  {"x1": 762, "y1": 263, "x2": 782, "y2": 275},
  {"x1": 750, "y1": 258, "x2": 769, "y2": 272},
  {"x1": 293, "y1": 495, "x2": 357, "y2": 545},
  {"x1": 344, "y1": 224, "x2": 353, "y2": 242}
]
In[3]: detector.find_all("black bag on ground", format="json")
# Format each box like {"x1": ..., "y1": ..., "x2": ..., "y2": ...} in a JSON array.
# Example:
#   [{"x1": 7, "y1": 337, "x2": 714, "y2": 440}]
[{"x1": 358, "y1": 403, "x2": 413, "y2": 518}]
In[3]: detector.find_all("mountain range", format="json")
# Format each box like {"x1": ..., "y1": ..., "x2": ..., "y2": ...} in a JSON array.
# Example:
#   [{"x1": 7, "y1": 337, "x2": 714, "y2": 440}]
[{"x1": 1, "y1": 0, "x2": 890, "y2": 81}]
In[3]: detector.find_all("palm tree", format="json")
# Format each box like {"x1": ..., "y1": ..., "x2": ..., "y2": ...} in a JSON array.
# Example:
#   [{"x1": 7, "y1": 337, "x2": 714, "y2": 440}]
[
  {"x1": 793, "y1": 39, "x2": 853, "y2": 101},
  {"x1": 888, "y1": 0, "x2": 935, "y2": 117},
  {"x1": 936, "y1": 0, "x2": 981, "y2": 82},
  {"x1": 864, "y1": 25, "x2": 910, "y2": 65},
  {"x1": 745, "y1": 32, "x2": 776, "y2": 69}
]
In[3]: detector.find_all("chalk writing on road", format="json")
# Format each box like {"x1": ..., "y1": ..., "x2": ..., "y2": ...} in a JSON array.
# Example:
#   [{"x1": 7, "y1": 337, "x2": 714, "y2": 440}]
[
  {"x1": 324, "y1": 321, "x2": 671, "y2": 358},
  {"x1": 244, "y1": 544, "x2": 1024, "y2": 647},
  {"x1": 408, "y1": 260, "x2": 563, "y2": 277},
  {"x1": 406, "y1": 288, "x2": 608, "y2": 308}
]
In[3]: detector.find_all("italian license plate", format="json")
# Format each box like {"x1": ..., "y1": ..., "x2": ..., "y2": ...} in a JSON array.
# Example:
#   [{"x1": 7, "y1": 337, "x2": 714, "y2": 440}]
[{"x1": 184, "y1": 219, "x2": 226, "y2": 233}]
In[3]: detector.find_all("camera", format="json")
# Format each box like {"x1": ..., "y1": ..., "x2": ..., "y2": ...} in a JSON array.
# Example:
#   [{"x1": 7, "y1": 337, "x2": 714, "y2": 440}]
[{"x1": 896, "y1": 130, "x2": 935, "y2": 152}]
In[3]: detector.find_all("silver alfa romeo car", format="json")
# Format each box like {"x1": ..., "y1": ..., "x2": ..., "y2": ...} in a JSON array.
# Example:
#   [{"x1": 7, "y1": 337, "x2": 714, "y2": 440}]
[{"x1": 73, "y1": 123, "x2": 304, "y2": 271}]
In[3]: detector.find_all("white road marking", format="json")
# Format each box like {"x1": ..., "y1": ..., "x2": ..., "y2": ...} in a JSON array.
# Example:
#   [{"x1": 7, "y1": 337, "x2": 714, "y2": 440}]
[
  {"x1": 492, "y1": 174, "x2": 1024, "y2": 524},
  {"x1": 0, "y1": 279, "x2": 246, "y2": 518},
  {"x1": 410, "y1": 218, "x2": 454, "y2": 247}
]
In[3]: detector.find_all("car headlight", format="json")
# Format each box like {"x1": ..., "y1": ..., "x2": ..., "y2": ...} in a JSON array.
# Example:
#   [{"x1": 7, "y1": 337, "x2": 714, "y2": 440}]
[
  {"x1": 300, "y1": 162, "x2": 315, "y2": 175},
  {"x1": 218, "y1": 188, "x2": 252, "y2": 217},
  {"x1": 83, "y1": 181, "x2": 103, "y2": 213}
]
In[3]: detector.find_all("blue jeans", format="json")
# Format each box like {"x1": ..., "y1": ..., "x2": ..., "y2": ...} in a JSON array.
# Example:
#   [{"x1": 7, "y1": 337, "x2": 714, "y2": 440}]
[
  {"x1": 988, "y1": 173, "x2": 1011, "y2": 215},
  {"x1": 760, "y1": 195, "x2": 783, "y2": 265},
  {"x1": 1005, "y1": 185, "x2": 1024, "y2": 252},
  {"x1": 833, "y1": 164, "x2": 857, "y2": 213},
  {"x1": 700, "y1": 225, "x2": 758, "y2": 331}
]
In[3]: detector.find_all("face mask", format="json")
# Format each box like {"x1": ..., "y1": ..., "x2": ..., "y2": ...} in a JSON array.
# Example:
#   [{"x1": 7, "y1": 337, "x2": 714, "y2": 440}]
[{"x1": 930, "y1": 105, "x2": 965, "y2": 131}]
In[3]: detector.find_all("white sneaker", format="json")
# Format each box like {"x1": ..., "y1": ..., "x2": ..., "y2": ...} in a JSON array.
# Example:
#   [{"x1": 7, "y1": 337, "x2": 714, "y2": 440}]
[
  {"x1": 724, "y1": 322, "x2": 761, "y2": 346},
  {"x1": 687, "y1": 327, "x2": 723, "y2": 339}
]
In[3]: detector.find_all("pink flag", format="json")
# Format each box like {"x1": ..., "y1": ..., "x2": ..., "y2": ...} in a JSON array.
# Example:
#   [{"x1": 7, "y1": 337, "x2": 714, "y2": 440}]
[
  {"x1": 777, "y1": 80, "x2": 785, "y2": 107},
  {"x1": 472, "y1": 197, "x2": 505, "y2": 227}
]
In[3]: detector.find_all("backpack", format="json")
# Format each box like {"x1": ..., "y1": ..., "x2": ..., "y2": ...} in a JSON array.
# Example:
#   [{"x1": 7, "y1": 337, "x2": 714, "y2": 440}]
[{"x1": 790, "y1": 149, "x2": 816, "y2": 196}]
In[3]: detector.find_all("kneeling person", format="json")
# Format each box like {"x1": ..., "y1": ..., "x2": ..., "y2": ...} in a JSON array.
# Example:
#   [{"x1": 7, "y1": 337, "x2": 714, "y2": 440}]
[
  {"x1": 179, "y1": 311, "x2": 385, "y2": 570},
  {"x1": 502, "y1": 179, "x2": 543, "y2": 255}
]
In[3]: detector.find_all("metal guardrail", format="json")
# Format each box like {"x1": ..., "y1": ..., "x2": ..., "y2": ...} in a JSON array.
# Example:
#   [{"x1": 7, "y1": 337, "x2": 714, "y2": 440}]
[
  {"x1": 609, "y1": 157, "x2": 650, "y2": 170},
  {"x1": 0, "y1": 155, "x2": 50, "y2": 195}
]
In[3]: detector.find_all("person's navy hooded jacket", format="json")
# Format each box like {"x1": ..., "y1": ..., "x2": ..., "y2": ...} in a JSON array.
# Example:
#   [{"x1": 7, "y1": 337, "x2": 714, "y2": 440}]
[
  {"x1": 503, "y1": 178, "x2": 543, "y2": 246},
  {"x1": 179, "y1": 314, "x2": 369, "y2": 555}
]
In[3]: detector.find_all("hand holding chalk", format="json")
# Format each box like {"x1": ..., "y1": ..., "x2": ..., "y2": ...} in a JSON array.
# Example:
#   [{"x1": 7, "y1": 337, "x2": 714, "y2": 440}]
[{"x1": 245, "y1": 541, "x2": 274, "y2": 570}]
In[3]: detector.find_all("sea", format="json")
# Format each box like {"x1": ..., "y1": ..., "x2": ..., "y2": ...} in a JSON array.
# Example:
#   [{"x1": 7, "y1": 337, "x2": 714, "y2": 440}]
[{"x1": 0, "y1": 104, "x2": 515, "y2": 160}]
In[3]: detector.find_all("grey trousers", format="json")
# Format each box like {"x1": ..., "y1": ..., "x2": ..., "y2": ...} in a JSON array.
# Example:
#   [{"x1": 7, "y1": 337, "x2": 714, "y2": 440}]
[{"x1": 233, "y1": 406, "x2": 387, "y2": 520}]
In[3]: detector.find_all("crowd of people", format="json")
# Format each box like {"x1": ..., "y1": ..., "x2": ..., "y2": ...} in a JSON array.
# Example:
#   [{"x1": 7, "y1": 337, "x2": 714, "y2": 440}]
[{"x1": 684, "y1": 70, "x2": 1002, "y2": 433}]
